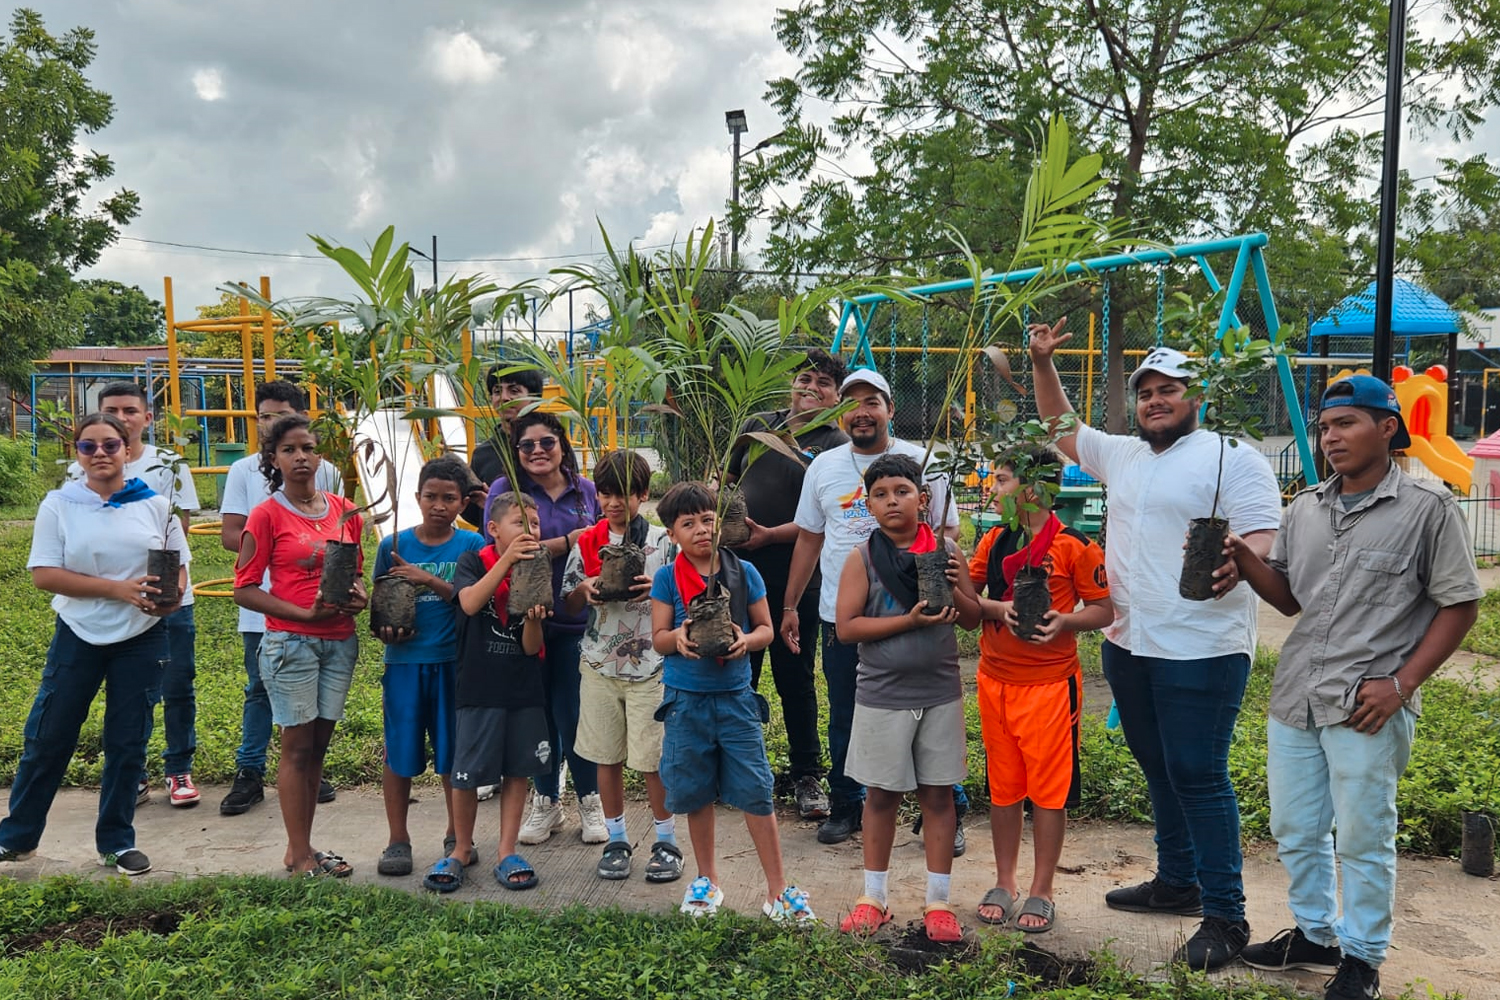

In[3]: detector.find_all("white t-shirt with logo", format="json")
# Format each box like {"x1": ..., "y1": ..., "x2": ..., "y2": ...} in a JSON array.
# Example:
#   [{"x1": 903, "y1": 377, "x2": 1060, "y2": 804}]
[{"x1": 793, "y1": 438, "x2": 960, "y2": 623}]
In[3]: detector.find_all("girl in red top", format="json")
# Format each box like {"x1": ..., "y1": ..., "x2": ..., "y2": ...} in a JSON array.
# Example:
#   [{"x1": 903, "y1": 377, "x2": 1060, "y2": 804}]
[{"x1": 233, "y1": 415, "x2": 366, "y2": 877}]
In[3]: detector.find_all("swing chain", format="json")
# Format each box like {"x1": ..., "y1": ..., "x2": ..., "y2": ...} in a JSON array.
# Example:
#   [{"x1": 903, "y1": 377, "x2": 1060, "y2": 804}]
[
  {"x1": 1154, "y1": 264, "x2": 1167, "y2": 347},
  {"x1": 1096, "y1": 274, "x2": 1111, "y2": 550}
]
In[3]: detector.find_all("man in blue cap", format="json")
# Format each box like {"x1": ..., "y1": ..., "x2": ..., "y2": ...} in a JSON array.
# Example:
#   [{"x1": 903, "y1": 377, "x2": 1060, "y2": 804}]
[{"x1": 1226, "y1": 374, "x2": 1481, "y2": 1000}]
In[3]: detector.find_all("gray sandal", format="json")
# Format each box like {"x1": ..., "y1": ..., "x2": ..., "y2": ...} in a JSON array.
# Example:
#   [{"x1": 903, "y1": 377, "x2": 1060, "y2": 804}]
[
  {"x1": 377, "y1": 842, "x2": 412, "y2": 876},
  {"x1": 644, "y1": 841, "x2": 684, "y2": 883},
  {"x1": 977, "y1": 886, "x2": 1017, "y2": 925},
  {"x1": 597, "y1": 841, "x2": 632, "y2": 880},
  {"x1": 1017, "y1": 895, "x2": 1056, "y2": 933}
]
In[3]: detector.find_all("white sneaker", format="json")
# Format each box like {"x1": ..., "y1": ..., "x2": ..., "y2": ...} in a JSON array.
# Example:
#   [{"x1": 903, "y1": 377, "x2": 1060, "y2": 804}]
[
  {"x1": 475, "y1": 784, "x2": 498, "y2": 802},
  {"x1": 578, "y1": 792, "x2": 609, "y2": 844},
  {"x1": 517, "y1": 790, "x2": 564, "y2": 845}
]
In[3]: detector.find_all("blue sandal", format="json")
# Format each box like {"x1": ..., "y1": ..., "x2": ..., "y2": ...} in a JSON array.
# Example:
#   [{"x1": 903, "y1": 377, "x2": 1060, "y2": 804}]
[
  {"x1": 494, "y1": 853, "x2": 538, "y2": 890},
  {"x1": 422, "y1": 856, "x2": 465, "y2": 893}
]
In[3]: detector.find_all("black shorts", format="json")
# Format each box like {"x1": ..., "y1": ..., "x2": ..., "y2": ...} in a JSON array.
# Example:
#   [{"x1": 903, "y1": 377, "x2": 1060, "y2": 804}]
[{"x1": 448, "y1": 705, "x2": 553, "y2": 788}]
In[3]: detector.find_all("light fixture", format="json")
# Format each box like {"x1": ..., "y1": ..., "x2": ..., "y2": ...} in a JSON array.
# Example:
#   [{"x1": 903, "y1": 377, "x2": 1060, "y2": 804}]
[{"x1": 724, "y1": 109, "x2": 747, "y2": 135}]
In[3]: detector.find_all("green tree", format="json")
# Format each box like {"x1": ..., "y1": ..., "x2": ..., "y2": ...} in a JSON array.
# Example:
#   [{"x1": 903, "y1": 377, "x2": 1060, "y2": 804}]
[
  {"x1": 749, "y1": 0, "x2": 1500, "y2": 426},
  {"x1": 0, "y1": 8, "x2": 140, "y2": 383},
  {"x1": 75, "y1": 279, "x2": 163, "y2": 346}
]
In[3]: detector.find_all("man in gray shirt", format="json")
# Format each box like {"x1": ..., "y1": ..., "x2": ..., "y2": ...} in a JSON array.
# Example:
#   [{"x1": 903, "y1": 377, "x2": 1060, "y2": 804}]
[{"x1": 1228, "y1": 375, "x2": 1480, "y2": 1000}]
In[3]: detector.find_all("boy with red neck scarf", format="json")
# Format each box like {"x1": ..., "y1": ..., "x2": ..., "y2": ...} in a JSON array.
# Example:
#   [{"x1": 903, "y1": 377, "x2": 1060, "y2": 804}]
[
  {"x1": 968, "y1": 448, "x2": 1112, "y2": 934},
  {"x1": 649, "y1": 482, "x2": 815, "y2": 923},
  {"x1": 563, "y1": 450, "x2": 681, "y2": 883},
  {"x1": 834, "y1": 454, "x2": 981, "y2": 943}
]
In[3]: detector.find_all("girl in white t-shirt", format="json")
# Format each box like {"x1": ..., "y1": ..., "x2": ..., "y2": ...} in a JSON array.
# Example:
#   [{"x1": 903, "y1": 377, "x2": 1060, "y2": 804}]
[{"x1": 0, "y1": 413, "x2": 189, "y2": 877}]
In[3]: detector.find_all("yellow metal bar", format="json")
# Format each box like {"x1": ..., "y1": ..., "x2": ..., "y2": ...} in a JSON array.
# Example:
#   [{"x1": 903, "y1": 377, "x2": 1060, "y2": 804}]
[
  {"x1": 461, "y1": 327, "x2": 476, "y2": 460},
  {"x1": 164, "y1": 276, "x2": 181, "y2": 422},
  {"x1": 260, "y1": 275, "x2": 276, "y2": 382},
  {"x1": 1084, "y1": 312, "x2": 1096, "y2": 426},
  {"x1": 224, "y1": 374, "x2": 236, "y2": 443}
]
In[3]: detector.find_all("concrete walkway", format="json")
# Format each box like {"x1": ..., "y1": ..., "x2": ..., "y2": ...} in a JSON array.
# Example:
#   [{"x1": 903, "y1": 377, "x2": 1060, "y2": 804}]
[{"x1": 5, "y1": 786, "x2": 1497, "y2": 998}]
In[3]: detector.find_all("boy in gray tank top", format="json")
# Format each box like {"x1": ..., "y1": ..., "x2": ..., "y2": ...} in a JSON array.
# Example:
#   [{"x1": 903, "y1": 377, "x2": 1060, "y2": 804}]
[{"x1": 833, "y1": 454, "x2": 981, "y2": 943}]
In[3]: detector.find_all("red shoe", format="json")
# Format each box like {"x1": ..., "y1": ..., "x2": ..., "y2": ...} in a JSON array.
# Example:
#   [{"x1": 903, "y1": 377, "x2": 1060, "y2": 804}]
[
  {"x1": 923, "y1": 902, "x2": 963, "y2": 943},
  {"x1": 839, "y1": 895, "x2": 893, "y2": 936},
  {"x1": 166, "y1": 774, "x2": 200, "y2": 808}
]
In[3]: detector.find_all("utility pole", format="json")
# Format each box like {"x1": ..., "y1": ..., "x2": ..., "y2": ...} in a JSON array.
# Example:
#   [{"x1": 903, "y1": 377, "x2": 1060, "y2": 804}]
[
  {"x1": 1372, "y1": 0, "x2": 1407, "y2": 381},
  {"x1": 725, "y1": 110, "x2": 748, "y2": 268}
]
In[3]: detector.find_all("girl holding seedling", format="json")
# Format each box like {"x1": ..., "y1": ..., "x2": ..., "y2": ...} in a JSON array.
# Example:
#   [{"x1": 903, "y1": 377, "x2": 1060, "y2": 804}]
[
  {"x1": 1, "y1": 413, "x2": 189, "y2": 877},
  {"x1": 233, "y1": 414, "x2": 367, "y2": 878}
]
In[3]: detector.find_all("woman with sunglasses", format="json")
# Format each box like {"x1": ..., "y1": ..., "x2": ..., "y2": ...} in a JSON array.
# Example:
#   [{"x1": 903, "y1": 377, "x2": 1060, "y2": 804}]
[
  {"x1": 480, "y1": 411, "x2": 604, "y2": 844},
  {"x1": 0, "y1": 414, "x2": 189, "y2": 876}
]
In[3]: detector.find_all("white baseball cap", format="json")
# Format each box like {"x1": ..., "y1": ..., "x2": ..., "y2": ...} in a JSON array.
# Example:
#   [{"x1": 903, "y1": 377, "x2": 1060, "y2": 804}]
[
  {"x1": 1127, "y1": 347, "x2": 1193, "y2": 391},
  {"x1": 840, "y1": 368, "x2": 892, "y2": 398}
]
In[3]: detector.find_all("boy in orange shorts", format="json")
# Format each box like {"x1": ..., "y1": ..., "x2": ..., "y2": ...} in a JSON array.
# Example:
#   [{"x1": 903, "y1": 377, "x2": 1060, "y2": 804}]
[{"x1": 969, "y1": 449, "x2": 1112, "y2": 933}]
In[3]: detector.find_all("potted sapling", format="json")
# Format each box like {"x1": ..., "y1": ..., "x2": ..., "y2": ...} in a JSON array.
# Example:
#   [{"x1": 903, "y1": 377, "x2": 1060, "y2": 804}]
[
  {"x1": 145, "y1": 408, "x2": 196, "y2": 607},
  {"x1": 1170, "y1": 293, "x2": 1294, "y2": 600}
]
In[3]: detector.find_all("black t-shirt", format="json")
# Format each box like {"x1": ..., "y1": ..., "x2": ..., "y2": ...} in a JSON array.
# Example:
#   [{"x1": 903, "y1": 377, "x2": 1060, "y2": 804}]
[
  {"x1": 463, "y1": 437, "x2": 507, "y2": 528},
  {"x1": 728, "y1": 409, "x2": 849, "y2": 582},
  {"x1": 452, "y1": 549, "x2": 546, "y2": 709}
]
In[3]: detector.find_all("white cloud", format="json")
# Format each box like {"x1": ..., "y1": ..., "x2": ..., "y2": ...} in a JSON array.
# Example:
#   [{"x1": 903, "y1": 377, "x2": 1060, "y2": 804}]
[
  {"x1": 427, "y1": 29, "x2": 503, "y2": 86},
  {"x1": 191, "y1": 68, "x2": 224, "y2": 101}
]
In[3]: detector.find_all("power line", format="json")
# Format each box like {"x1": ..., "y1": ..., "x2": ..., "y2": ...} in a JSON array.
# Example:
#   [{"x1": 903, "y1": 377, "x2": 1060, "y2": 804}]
[{"x1": 117, "y1": 235, "x2": 682, "y2": 264}]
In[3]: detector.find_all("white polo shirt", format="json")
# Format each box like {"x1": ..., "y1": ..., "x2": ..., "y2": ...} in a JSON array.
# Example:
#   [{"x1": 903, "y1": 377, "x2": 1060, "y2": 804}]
[
  {"x1": 221, "y1": 452, "x2": 344, "y2": 633},
  {"x1": 1076, "y1": 425, "x2": 1282, "y2": 660},
  {"x1": 793, "y1": 438, "x2": 960, "y2": 623},
  {"x1": 68, "y1": 447, "x2": 200, "y2": 607}
]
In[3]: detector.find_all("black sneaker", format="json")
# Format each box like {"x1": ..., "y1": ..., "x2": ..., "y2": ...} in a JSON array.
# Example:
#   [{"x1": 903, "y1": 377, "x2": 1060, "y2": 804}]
[
  {"x1": 1324, "y1": 955, "x2": 1380, "y2": 1000},
  {"x1": 318, "y1": 779, "x2": 337, "y2": 804},
  {"x1": 794, "y1": 776, "x2": 830, "y2": 821},
  {"x1": 1174, "y1": 916, "x2": 1250, "y2": 971},
  {"x1": 817, "y1": 807, "x2": 862, "y2": 845},
  {"x1": 219, "y1": 768, "x2": 265, "y2": 816},
  {"x1": 99, "y1": 849, "x2": 151, "y2": 876},
  {"x1": 1105, "y1": 876, "x2": 1203, "y2": 915},
  {"x1": 1241, "y1": 927, "x2": 1341, "y2": 974}
]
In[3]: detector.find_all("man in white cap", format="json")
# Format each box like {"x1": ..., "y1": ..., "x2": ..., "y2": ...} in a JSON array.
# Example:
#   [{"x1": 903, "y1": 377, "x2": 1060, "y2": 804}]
[
  {"x1": 780, "y1": 368, "x2": 961, "y2": 846},
  {"x1": 1027, "y1": 319, "x2": 1282, "y2": 971}
]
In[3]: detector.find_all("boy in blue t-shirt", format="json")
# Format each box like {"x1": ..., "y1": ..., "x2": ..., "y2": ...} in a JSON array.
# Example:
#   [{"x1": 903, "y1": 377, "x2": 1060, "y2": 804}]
[
  {"x1": 649, "y1": 482, "x2": 815, "y2": 923},
  {"x1": 372, "y1": 457, "x2": 486, "y2": 881}
]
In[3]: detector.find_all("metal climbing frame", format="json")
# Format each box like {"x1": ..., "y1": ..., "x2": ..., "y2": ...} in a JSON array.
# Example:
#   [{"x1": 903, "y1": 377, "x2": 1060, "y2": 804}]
[{"x1": 829, "y1": 232, "x2": 1318, "y2": 487}]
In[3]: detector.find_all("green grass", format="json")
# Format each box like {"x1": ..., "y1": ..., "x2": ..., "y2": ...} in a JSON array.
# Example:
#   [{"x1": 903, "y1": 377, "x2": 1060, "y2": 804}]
[
  {"x1": 0, "y1": 876, "x2": 1316, "y2": 1000},
  {"x1": 1, "y1": 522, "x2": 1497, "y2": 858},
  {"x1": 1459, "y1": 586, "x2": 1500, "y2": 658}
]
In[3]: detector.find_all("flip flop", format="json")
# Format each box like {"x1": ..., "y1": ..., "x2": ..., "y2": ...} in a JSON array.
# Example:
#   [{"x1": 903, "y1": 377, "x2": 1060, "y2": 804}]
[
  {"x1": 924, "y1": 901, "x2": 964, "y2": 943},
  {"x1": 422, "y1": 856, "x2": 465, "y2": 893},
  {"x1": 977, "y1": 886, "x2": 1017, "y2": 925},
  {"x1": 1016, "y1": 896, "x2": 1055, "y2": 933},
  {"x1": 377, "y1": 842, "x2": 412, "y2": 876},
  {"x1": 839, "y1": 895, "x2": 893, "y2": 936},
  {"x1": 494, "y1": 853, "x2": 538, "y2": 890}
]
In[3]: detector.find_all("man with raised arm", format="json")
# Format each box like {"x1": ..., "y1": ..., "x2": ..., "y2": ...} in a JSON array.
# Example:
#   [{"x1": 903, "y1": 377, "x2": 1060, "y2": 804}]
[{"x1": 1027, "y1": 318, "x2": 1282, "y2": 971}]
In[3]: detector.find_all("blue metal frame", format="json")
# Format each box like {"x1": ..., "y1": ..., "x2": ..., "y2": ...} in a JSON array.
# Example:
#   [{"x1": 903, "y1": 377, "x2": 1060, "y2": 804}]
[
  {"x1": 28, "y1": 371, "x2": 211, "y2": 469},
  {"x1": 829, "y1": 232, "x2": 1317, "y2": 486}
]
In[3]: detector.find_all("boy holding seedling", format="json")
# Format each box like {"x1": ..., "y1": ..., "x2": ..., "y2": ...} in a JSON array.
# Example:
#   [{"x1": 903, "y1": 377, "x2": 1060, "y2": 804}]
[
  {"x1": 68, "y1": 381, "x2": 202, "y2": 809},
  {"x1": 833, "y1": 454, "x2": 980, "y2": 943},
  {"x1": 563, "y1": 450, "x2": 682, "y2": 883},
  {"x1": 968, "y1": 448, "x2": 1112, "y2": 934},
  {"x1": 371, "y1": 457, "x2": 486, "y2": 884},
  {"x1": 442, "y1": 492, "x2": 553, "y2": 892},
  {"x1": 649, "y1": 481, "x2": 815, "y2": 922},
  {"x1": 1227, "y1": 376, "x2": 1480, "y2": 1000}
]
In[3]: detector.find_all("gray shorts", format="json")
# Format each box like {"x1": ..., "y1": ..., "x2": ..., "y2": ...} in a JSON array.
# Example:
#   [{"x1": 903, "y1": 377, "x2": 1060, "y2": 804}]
[
  {"x1": 844, "y1": 698, "x2": 968, "y2": 792},
  {"x1": 449, "y1": 705, "x2": 553, "y2": 788}
]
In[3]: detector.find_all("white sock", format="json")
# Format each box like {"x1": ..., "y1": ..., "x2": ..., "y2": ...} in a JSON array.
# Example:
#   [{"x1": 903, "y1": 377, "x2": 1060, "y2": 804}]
[
  {"x1": 864, "y1": 869, "x2": 889, "y2": 906},
  {"x1": 653, "y1": 815, "x2": 677, "y2": 845},
  {"x1": 604, "y1": 814, "x2": 626, "y2": 842},
  {"x1": 926, "y1": 871, "x2": 951, "y2": 906}
]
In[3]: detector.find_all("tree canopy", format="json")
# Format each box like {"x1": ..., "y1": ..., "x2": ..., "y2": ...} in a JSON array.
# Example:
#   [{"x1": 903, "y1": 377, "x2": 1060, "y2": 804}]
[
  {"x1": 76, "y1": 279, "x2": 163, "y2": 346},
  {"x1": 0, "y1": 8, "x2": 139, "y2": 382}
]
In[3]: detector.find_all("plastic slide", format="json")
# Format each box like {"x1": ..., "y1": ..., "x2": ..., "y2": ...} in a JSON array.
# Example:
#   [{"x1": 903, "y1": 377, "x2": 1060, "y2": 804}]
[
  {"x1": 1331, "y1": 366, "x2": 1473, "y2": 493},
  {"x1": 353, "y1": 410, "x2": 430, "y2": 541}
]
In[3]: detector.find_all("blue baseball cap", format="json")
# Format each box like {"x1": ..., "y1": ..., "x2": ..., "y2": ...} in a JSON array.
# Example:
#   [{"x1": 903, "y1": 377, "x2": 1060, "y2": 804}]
[{"x1": 1320, "y1": 375, "x2": 1411, "y2": 449}]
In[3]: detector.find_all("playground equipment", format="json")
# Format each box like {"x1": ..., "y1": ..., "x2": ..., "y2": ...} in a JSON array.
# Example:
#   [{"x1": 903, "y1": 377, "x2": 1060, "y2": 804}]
[
  {"x1": 831, "y1": 232, "x2": 1317, "y2": 487},
  {"x1": 1327, "y1": 365, "x2": 1474, "y2": 493}
]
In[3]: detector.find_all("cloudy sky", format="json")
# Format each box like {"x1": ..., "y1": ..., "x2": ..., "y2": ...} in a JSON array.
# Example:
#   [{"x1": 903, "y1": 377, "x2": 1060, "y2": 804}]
[
  {"x1": 33, "y1": 0, "x2": 804, "y2": 332},
  {"x1": 27, "y1": 1, "x2": 1500, "y2": 338}
]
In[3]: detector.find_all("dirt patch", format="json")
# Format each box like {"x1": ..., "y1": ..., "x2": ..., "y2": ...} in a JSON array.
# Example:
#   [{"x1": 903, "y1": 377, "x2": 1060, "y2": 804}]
[
  {"x1": 882, "y1": 922, "x2": 1095, "y2": 986},
  {"x1": 6, "y1": 909, "x2": 184, "y2": 956}
]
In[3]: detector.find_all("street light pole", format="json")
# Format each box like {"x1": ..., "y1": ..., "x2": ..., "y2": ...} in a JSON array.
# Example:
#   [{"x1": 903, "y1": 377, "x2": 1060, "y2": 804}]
[
  {"x1": 725, "y1": 109, "x2": 748, "y2": 268},
  {"x1": 410, "y1": 235, "x2": 440, "y2": 290},
  {"x1": 1372, "y1": 0, "x2": 1407, "y2": 381}
]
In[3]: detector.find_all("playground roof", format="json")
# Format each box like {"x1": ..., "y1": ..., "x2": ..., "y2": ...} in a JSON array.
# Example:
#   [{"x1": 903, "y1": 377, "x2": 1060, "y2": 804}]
[
  {"x1": 1309, "y1": 278, "x2": 1461, "y2": 338},
  {"x1": 1469, "y1": 429, "x2": 1500, "y2": 459}
]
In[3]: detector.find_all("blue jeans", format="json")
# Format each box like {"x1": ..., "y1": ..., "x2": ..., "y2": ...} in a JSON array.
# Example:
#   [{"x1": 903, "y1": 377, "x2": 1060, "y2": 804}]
[
  {"x1": 0, "y1": 619, "x2": 166, "y2": 855},
  {"x1": 1102, "y1": 640, "x2": 1250, "y2": 921},
  {"x1": 1268, "y1": 711, "x2": 1414, "y2": 967},
  {"x1": 235, "y1": 632, "x2": 272, "y2": 774},
  {"x1": 533, "y1": 628, "x2": 598, "y2": 800},
  {"x1": 821, "y1": 622, "x2": 865, "y2": 812},
  {"x1": 144, "y1": 603, "x2": 196, "y2": 778}
]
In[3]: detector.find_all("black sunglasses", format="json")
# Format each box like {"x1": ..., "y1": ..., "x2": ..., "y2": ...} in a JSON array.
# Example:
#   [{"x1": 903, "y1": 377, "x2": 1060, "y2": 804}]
[
  {"x1": 518, "y1": 436, "x2": 559, "y2": 454},
  {"x1": 76, "y1": 438, "x2": 125, "y2": 457}
]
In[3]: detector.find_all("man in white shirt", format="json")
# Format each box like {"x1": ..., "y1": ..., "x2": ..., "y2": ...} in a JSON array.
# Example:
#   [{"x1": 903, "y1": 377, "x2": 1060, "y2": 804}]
[
  {"x1": 780, "y1": 369, "x2": 961, "y2": 845},
  {"x1": 1029, "y1": 320, "x2": 1282, "y2": 971},
  {"x1": 68, "y1": 382, "x2": 203, "y2": 809},
  {"x1": 217, "y1": 380, "x2": 343, "y2": 816}
]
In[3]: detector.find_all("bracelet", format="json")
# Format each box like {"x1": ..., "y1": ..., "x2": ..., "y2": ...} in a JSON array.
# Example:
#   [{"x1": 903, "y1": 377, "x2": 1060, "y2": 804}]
[
  {"x1": 783, "y1": 606, "x2": 798, "y2": 612},
  {"x1": 1390, "y1": 675, "x2": 1409, "y2": 705}
]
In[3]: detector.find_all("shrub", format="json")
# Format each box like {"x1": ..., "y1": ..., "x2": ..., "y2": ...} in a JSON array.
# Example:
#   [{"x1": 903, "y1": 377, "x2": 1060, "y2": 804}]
[{"x1": 0, "y1": 435, "x2": 46, "y2": 509}]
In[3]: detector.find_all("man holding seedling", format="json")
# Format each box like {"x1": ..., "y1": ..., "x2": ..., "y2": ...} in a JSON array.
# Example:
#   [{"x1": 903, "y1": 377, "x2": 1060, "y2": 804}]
[{"x1": 1028, "y1": 320, "x2": 1281, "y2": 971}]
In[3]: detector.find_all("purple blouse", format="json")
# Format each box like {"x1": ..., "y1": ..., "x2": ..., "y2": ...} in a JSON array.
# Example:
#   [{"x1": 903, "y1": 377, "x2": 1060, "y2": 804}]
[{"x1": 482, "y1": 474, "x2": 600, "y2": 633}]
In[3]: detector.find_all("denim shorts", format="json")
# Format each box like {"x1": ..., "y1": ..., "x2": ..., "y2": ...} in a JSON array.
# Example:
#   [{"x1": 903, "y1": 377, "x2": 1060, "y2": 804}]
[
  {"x1": 381, "y1": 661, "x2": 457, "y2": 778},
  {"x1": 259, "y1": 631, "x2": 358, "y2": 727},
  {"x1": 655, "y1": 687, "x2": 774, "y2": 816}
]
